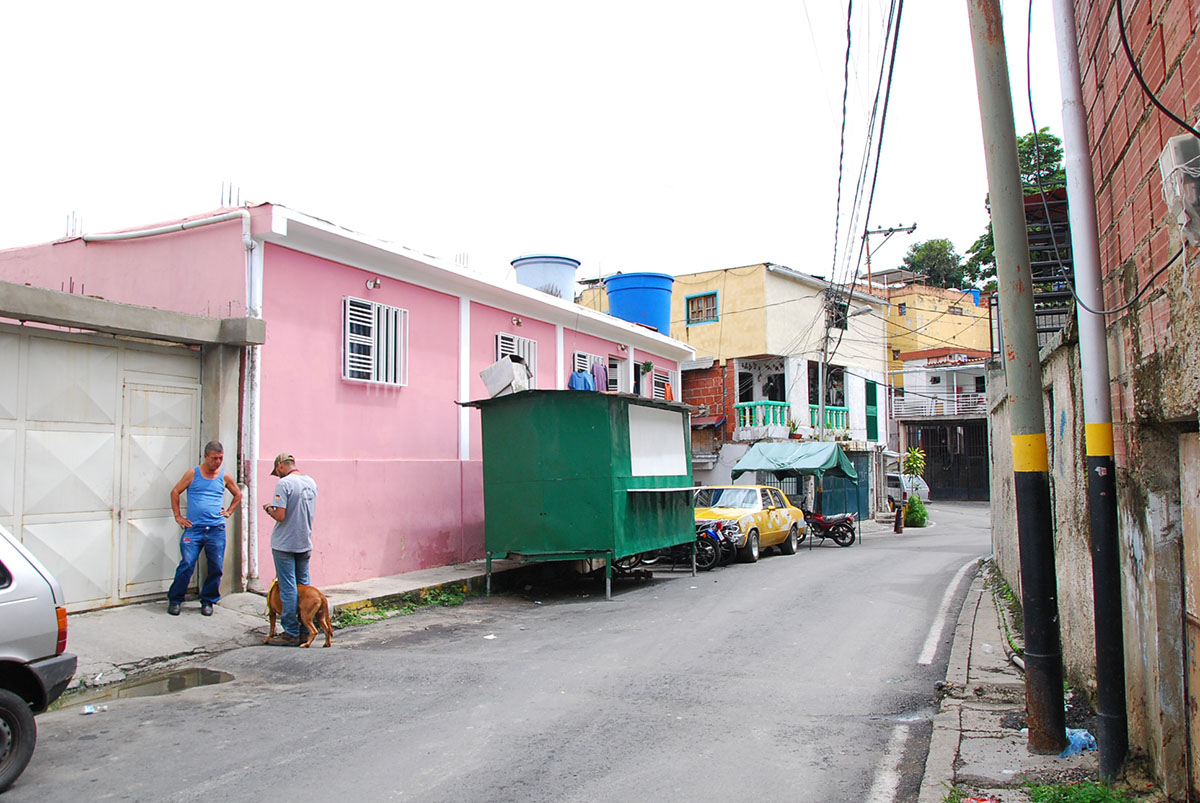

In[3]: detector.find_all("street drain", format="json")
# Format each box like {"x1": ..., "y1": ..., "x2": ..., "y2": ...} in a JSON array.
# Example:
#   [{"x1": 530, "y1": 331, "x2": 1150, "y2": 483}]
[{"x1": 69, "y1": 668, "x2": 233, "y2": 706}]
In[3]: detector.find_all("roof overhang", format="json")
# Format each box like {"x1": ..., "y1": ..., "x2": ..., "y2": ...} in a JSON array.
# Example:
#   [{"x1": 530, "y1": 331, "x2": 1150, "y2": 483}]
[{"x1": 262, "y1": 206, "x2": 694, "y2": 363}]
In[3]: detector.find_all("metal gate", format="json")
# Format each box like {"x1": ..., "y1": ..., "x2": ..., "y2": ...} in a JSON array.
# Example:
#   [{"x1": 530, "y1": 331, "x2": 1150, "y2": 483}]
[
  {"x1": 905, "y1": 420, "x2": 989, "y2": 501},
  {"x1": 1180, "y1": 433, "x2": 1200, "y2": 799},
  {"x1": 0, "y1": 325, "x2": 201, "y2": 610}
]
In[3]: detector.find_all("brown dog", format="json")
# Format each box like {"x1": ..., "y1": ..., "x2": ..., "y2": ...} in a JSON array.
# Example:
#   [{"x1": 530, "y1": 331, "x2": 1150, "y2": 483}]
[{"x1": 264, "y1": 579, "x2": 333, "y2": 647}]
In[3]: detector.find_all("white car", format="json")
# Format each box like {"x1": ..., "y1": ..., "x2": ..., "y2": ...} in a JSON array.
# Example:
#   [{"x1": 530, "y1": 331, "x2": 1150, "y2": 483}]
[
  {"x1": 0, "y1": 525, "x2": 77, "y2": 792},
  {"x1": 886, "y1": 472, "x2": 930, "y2": 510}
]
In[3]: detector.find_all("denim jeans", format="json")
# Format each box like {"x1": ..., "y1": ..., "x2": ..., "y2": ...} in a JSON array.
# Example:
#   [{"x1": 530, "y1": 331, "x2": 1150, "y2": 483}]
[
  {"x1": 167, "y1": 525, "x2": 226, "y2": 604},
  {"x1": 272, "y1": 549, "x2": 311, "y2": 638}
]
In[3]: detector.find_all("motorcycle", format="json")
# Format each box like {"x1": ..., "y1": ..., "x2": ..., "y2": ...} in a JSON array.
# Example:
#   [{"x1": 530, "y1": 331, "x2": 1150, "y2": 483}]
[
  {"x1": 623, "y1": 525, "x2": 721, "y2": 571},
  {"x1": 801, "y1": 509, "x2": 857, "y2": 547}
]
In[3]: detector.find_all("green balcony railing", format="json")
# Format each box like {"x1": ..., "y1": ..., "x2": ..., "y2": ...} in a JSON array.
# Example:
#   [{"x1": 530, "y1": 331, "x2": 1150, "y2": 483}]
[
  {"x1": 809, "y1": 404, "x2": 849, "y2": 430},
  {"x1": 734, "y1": 400, "x2": 791, "y2": 428}
]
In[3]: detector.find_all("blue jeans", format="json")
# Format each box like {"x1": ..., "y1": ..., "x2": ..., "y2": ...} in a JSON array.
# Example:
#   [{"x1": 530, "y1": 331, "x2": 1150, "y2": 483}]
[
  {"x1": 272, "y1": 549, "x2": 311, "y2": 638},
  {"x1": 168, "y1": 525, "x2": 226, "y2": 604}
]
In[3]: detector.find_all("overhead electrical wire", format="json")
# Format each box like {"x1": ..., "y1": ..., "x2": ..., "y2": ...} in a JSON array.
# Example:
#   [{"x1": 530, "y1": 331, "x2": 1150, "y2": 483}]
[{"x1": 829, "y1": 1, "x2": 856, "y2": 282}]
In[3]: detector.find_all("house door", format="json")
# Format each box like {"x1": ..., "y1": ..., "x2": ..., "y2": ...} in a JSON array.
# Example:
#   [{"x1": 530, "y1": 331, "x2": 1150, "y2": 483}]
[
  {"x1": 119, "y1": 382, "x2": 200, "y2": 599},
  {"x1": 1179, "y1": 433, "x2": 1200, "y2": 799}
]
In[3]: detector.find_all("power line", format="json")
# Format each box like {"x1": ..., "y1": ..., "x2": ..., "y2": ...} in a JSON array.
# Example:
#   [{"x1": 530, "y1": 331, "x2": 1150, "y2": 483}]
[{"x1": 829, "y1": 1, "x2": 856, "y2": 282}]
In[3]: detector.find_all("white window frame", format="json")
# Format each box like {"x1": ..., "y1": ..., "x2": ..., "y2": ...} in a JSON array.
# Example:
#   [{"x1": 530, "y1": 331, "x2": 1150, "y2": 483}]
[
  {"x1": 573, "y1": 350, "x2": 604, "y2": 372},
  {"x1": 343, "y1": 296, "x2": 408, "y2": 386},
  {"x1": 496, "y1": 333, "x2": 538, "y2": 387},
  {"x1": 651, "y1": 368, "x2": 677, "y2": 401},
  {"x1": 608, "y1": 356, "x2": 627, "y2": 392}
]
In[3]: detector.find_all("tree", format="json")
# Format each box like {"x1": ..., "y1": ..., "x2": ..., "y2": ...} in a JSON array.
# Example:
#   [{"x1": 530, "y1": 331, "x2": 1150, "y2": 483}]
[
  {"x1": 1017, "y1": 127, "x2": 1065, "y2": 190},
  {"x1": 966, "y1": 128, "x2": 1065, "y2": 285},
  {"x1": 901, "y1": 238, "x2": 966, "y2": 288}
]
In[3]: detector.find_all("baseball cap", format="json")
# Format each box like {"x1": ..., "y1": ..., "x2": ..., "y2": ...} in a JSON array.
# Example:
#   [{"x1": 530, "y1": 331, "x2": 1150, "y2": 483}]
[{"x1": 271, "y1": 452, "x2": 295, "y2": 475}]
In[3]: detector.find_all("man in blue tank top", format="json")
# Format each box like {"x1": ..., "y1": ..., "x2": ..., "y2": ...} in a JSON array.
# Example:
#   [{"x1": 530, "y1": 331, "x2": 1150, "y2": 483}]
[{"x1": 167, "y1": 441, "x2": 243, "y2": 616}]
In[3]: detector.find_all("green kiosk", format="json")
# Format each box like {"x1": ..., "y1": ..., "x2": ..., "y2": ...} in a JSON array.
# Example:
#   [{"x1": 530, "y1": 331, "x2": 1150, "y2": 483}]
[{"x1": 464, "y1": 390, "x2": 695, "y2": 599}]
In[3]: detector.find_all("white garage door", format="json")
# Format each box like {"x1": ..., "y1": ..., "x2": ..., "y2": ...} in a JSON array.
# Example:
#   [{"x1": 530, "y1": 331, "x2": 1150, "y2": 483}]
[{"x1": 0, "y1": 325, "x2": 202, "y2": 610}]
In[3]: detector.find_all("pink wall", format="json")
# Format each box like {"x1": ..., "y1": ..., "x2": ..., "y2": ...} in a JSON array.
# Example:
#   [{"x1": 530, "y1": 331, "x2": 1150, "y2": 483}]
[
  {"x1": 257, "y1": 244, "x2": 472, "y2": 584},
  {"x1": 0, "y1": 207, "x2": 269, "y2": 317}
]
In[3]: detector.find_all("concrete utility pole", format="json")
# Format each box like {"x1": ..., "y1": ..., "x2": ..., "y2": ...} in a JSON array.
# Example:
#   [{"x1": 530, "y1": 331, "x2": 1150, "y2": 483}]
[
  {"x1": 965, "y1": 0, "x2": 1067, "y2": 754},
  {"x1": 863, "y1": 223, "x2": 917, "y2": 288},
  {"x1": 1050, "y1": 0, "x2": 1127, "y2": 778}
]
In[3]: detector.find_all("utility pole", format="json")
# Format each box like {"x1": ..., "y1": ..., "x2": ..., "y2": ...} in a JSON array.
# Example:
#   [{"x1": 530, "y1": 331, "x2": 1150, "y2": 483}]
[
  {"x1": 863, "y1": 223, "x2": 917, "y2": 288},
  {"x1": 1051, "y1": 0, "x2": 1127, "y2": 778},
  {"x1": 966, "y1": 0, "x2": 1067, "y2": 754}
]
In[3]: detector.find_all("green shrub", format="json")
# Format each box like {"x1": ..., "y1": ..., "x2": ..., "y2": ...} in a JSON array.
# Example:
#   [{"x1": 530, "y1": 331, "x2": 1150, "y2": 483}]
[{"x1": 905, "y1": 494, "x2": 928, "y2": 527}]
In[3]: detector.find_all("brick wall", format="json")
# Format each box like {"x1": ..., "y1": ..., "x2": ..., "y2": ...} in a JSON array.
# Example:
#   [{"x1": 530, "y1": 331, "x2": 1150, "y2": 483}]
[
  {"x1": 681, "y1": 362, "x2": 738, "y2": 441},
  {"x1": 1070, "y1": 3, "x2": 1200, "y2": 794},
  {"x1": 1076, "y1": 0, "x2": 1200, "y2": 433}
]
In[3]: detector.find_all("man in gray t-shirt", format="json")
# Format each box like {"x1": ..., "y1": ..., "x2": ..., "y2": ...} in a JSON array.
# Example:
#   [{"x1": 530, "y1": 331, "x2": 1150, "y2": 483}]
[{"x1": 262, "y1": 452, "x2": 319, "y2": 646}]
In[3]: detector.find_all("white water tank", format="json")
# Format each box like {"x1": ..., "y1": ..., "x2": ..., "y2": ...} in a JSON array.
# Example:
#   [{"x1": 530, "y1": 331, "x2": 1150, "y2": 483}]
[{"x1": 511, "y1": 255, "x2": 580, "y2": 299}]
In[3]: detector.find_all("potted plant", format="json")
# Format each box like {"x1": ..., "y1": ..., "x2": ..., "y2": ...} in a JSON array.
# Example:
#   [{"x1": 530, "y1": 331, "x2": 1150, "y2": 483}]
[{"x1": 787, "y1": 419, "x2": 802, "y2": 439}]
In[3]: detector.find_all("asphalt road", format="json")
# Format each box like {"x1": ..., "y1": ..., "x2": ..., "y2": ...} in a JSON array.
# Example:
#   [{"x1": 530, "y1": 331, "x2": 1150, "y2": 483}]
[{"x1": 14, "y1": 502, "x2": 992, "y2": 803}]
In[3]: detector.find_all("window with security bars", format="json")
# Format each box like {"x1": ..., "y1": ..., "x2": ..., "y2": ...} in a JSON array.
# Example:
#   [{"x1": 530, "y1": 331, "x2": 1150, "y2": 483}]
[
  {"x1": 651, "y1": 369, "x2": 677, "y2": 400},
  {"x1": 686, "y1": 293, "x2": 718, "y2": 324},
  {"x1": 496, "y1": 333, "x2": 538, "y2": 386},
  {"x1": 573, "y1": 350, "x2": 603, "y2": 372},
  {"x1": 343, "y1": 297, "x2": 408, "y2": 386}
]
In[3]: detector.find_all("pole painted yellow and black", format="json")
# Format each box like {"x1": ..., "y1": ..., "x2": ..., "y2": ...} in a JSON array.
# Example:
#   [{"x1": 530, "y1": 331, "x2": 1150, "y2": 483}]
[
  {"x1": 1050, "y1": 0, "x2": 1128, "y2": 777},
  {"x1": 966, "y1": 0, "x2": 1067, "y2": 754}
]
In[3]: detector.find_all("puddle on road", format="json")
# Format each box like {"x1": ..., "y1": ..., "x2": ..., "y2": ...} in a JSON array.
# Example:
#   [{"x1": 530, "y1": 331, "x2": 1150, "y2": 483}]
[{"x1": 66, "y1": 668, "x2": 234, "y2": 707}]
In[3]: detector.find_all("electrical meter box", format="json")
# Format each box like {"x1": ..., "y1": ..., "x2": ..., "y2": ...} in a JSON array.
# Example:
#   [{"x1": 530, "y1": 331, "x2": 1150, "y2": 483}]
[{"x1": 1158, "y1": 133, "x2": 1200, "y2": 245}]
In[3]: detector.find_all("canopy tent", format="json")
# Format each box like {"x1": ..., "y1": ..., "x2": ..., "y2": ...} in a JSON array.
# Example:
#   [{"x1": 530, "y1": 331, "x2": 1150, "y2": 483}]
[{"x1": 730, "y1": 441, "x2": 858, "y2": 482}]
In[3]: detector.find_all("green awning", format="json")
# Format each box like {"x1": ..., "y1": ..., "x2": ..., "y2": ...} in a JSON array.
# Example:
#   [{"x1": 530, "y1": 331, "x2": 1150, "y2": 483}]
[{"x1": 730, "y1": 441, "x2": 858, "y2": 482}]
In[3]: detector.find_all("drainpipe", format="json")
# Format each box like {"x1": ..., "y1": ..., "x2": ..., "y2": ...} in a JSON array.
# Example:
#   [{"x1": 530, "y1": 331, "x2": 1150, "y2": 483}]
[
  {"x1": 1051, "y1": 0, "x2": 1128, "y2": 779},
  {"x1": 84, "y1": 210, "x2": 259, "y2": 591}
]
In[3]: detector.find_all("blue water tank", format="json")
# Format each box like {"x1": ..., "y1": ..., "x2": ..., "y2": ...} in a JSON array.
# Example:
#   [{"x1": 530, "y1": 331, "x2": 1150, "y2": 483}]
[{"x1": 603, "y1": 272, "x2": 675, "y2": 334}]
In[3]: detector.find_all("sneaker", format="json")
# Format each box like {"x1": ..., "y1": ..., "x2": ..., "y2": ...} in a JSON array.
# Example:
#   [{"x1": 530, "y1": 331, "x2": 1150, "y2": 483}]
[
  {"x1": 264, "y1": 633, "x2": 300, "y2": 647},
  {"x1": 201, "y1": 603, "x2": 213, "y2": 616},
  {"x1": 167, "y1": 602, "x2": 181, "y2": 616}
]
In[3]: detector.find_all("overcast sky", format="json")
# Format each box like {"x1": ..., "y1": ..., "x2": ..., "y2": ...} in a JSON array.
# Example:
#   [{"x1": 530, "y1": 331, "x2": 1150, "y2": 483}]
[{"x1": 0, "y1": 1, "x2": 1063, "y2": 287}]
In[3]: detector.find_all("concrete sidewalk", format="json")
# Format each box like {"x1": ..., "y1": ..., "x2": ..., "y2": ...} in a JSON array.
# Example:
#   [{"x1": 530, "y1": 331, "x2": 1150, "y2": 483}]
[
  {"x1": 917, "y1": 569, "x2": 1100, "y2": 803},
  {"x1": 64, "y1": 558, "x2": 523, "y2": 692}
]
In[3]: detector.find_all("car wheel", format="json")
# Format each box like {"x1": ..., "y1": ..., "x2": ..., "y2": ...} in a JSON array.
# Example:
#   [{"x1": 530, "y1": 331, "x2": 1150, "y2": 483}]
[
  {"x1": 779, "y1": 524, "x2": 799, "y2": 555},
  {"x1": 0, "y1": 688, "x2": 37, "y2": 793},
  {"x1": 738, "y1": 530, "x2": 760, "y2": 563}
]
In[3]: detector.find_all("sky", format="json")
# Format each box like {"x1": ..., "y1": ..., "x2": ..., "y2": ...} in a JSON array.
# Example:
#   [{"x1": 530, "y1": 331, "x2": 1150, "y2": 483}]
[{"x1": 0, "y1": 0, "x2": 1063, "y2": 288}]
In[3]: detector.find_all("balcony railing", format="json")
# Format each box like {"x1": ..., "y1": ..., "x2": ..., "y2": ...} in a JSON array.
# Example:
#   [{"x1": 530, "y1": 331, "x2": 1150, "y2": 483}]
[
  {"x1": 892, "y1": 391, "x2": 987, "y2": 418},
  {"x1": 734, "y1": 400, "x2": 791, "y2": 427},
  {"x1": 808, "y1": 404, "x2": 849, "y2": 430}
]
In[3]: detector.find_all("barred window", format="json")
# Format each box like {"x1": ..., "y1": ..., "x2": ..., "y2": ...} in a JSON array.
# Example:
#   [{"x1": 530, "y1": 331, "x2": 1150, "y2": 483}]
[
  {"x1": 573, "y1": 350, "x2": 603, "y2": 372},
  {"x1": 343, "y1": 297, "x2": 408, "y2": 386},
  {"x1": 496, "y1": 333, "x2": 538, "y2": 387}
]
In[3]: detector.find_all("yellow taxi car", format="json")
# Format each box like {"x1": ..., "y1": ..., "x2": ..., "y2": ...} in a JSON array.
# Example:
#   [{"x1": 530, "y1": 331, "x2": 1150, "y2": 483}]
[{"x1": 693, "y1": 485, "x2": 805, "y2": 563}]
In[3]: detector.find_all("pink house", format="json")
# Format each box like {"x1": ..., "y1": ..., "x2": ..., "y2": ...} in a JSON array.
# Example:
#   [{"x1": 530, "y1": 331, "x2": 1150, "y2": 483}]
[{"x1": 0, "y1": 204, "x2": 694, "y2": 609}]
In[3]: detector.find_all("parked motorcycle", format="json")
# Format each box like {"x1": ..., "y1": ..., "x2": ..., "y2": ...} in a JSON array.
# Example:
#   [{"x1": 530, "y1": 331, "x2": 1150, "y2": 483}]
[
  {"x1": 801, "y1": 509, "x2": 856, "y2": 547},
  {"x1": 627, "y1": 526, "x2": 721, "y2": 571}
]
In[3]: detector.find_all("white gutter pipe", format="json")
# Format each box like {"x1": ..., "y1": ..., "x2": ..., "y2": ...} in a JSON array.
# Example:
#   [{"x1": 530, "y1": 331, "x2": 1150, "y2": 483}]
[
  {"x1": 82, "y1": 209, "x2": 255, "y2": 250},
  {"x1": 84, "y1": 209, "x2": 261, "y2": 592}
]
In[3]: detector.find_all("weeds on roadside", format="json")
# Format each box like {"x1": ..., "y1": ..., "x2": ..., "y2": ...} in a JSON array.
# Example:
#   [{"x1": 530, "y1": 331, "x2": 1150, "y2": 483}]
[
  {"x1": 983, "y1": 559, "x2": 1024, "y2": 657},
  {"x1": 1025, "y1": 780, "x2": 1136, "y2": 802},
  {"x1": 332, "y1": 584, "x2": 469, "y2": 629}
]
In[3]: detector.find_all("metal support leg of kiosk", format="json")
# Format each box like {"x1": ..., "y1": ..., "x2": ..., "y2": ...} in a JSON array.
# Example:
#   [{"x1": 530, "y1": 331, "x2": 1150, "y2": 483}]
[{"x1": 485, "y1": 552, "x2": 492, "y2": 597}]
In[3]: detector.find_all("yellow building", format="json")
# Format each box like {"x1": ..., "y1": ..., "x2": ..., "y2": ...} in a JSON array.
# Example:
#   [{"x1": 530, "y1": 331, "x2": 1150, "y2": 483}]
[{"x1": 883, "y1": 284, "x2": 991, "y2": 388}]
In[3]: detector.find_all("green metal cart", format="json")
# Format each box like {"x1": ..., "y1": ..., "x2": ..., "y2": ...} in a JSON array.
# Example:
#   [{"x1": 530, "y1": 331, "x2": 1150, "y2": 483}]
[{"x1": 463, "y1": 390, "x2": 695, "y2": 599}]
